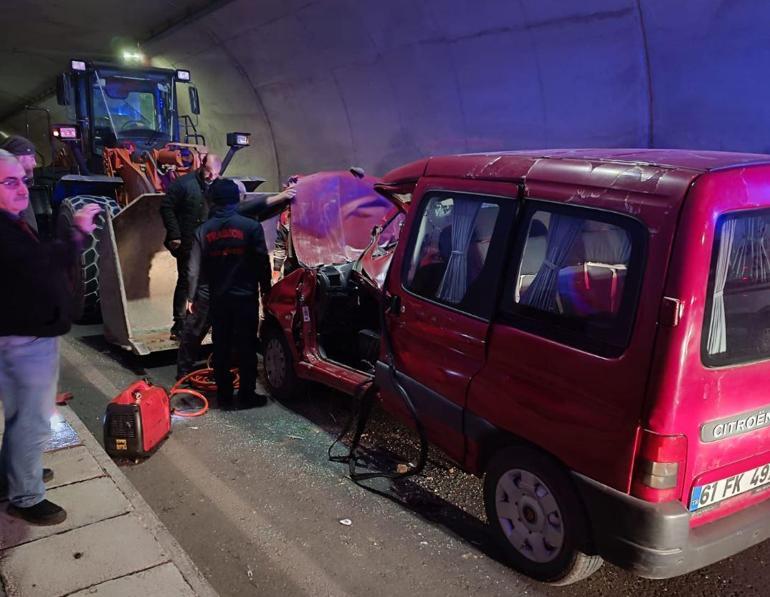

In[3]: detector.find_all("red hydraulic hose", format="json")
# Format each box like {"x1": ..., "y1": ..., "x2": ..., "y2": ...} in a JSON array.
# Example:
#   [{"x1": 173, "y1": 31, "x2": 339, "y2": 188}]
[{"x1": 169, "y1": 367, "x2": 241, "y2": 418}]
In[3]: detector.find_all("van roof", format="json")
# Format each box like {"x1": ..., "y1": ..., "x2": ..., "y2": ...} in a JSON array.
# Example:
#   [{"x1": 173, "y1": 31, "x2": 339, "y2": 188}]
[
  {"x1": 483, "y1": 148, "x2": 770, "y2": 172},
  {"x1": 386, "y1": 149, "x2": 770, "y2": 179},
  {"x1": 381, "y1": 148, "x2": 770, "y2": 207}
]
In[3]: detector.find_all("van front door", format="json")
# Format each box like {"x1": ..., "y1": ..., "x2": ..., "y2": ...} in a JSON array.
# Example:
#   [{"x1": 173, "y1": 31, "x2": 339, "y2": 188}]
[{"x1": 381, "y1": 181, "x2": 516, "y2": 462}]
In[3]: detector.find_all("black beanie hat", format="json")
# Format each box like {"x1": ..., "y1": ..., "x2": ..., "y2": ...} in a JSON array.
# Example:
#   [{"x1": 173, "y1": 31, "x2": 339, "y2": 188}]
[
  {"x1": 208, "y1": 179, "x2": 240, "y2": 205},
  {"x1": 0, "y1": 135, "x2": 36, "y2": 157}
]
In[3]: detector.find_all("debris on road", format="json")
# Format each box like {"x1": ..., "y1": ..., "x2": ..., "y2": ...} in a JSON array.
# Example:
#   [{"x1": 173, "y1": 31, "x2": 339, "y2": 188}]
[{"x1": 339, "y1": 518, "x2": 352, "y2": 526}]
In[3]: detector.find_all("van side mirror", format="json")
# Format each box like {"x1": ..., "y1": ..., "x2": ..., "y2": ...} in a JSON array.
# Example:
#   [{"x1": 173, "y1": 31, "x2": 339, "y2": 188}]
[
  {"x1": 56, "y1": 74, "x2": 72, "y2": 106},
  {"x1": 188, "y1": 86, "x2": 200, "y2": 115}
]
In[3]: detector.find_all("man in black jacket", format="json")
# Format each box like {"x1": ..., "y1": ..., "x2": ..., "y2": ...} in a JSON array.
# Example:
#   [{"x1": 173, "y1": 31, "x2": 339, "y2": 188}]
[
  {"x1": 0, "y1": 150, "x2": 99, "y2": 525},
  {"x1": 159, "y1": 153, "x2": 222, "y2": 338},
  {"x1": 176, "y1": 180, "x2": 296, "y2": 380},
  {"x1": 187, "y1": 179, "x2": 271, "y2": 409}
]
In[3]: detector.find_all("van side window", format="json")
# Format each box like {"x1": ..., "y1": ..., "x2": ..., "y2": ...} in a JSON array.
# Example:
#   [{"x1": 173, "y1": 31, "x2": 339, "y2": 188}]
[
  {"x1": 703, "y1": 209, "x2": 770, "y2": 366},
  {"x1": 404, "y1": 193, "x2": 501, "y2": 317},
  {"x1": 502, "y1": 205, "x2": 645, "y2": 356}
]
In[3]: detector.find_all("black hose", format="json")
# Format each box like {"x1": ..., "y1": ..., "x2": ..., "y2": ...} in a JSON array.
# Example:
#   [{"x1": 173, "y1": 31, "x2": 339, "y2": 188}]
[{"x1": 328, "y1": 254, "x2": 430, "y2": 482}]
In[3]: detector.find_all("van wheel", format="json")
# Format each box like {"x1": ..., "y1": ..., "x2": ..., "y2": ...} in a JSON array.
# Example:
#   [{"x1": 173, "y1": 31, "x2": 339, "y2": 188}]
[
  {"x1": 261, "y1": 324, "x2": 303, "y2": 400},
  {"x1": 483, "y1": 446, "x2": 603, "y2": 585}
]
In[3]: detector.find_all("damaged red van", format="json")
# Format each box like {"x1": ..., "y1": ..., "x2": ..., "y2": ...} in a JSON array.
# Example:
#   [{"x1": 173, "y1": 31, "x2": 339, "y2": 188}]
[{"x1": 261, "y1": 150, "x2": 770, "y2": 584}]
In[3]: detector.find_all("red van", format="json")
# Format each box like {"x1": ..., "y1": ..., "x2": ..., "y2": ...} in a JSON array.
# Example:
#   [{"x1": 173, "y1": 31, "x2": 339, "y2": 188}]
[{"x1": 261, "y1": 150, "x2": 770, "y2": 584}]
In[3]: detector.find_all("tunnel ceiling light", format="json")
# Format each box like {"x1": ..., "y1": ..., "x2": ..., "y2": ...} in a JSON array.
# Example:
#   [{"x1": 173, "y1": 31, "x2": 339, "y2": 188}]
[
  {"x1": 122, "y1": 49, "x2": 146, "y2": 63},
  {"x1": 175, "y1": 69, "x2": 191, "y2": 82},
  {"x1": 71, "y1": 59, "x2": 87, "y2": 71}
]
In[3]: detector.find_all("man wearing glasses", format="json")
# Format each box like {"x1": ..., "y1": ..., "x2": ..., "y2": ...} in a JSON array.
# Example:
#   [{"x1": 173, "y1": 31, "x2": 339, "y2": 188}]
[
  {"x1": 0, "y1": 149, "x2": 99, "y2": 525},
  {"x1": 0, "y1": 133, "x2": 39, "y2": 232}
]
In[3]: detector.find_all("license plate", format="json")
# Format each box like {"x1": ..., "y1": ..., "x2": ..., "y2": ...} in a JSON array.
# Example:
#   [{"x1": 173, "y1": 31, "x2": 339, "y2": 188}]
[{"x1": 690, "y1": 462, "x2": 770, "y2": 511}]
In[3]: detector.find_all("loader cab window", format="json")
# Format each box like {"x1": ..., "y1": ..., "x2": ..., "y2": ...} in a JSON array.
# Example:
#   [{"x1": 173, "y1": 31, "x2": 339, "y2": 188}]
[
  {"x1": 89, "y1": 69, "x2": 174, "y2": 151},
  {"x1": 403, "y1": 192, "x2": 508, "y2": 319}
]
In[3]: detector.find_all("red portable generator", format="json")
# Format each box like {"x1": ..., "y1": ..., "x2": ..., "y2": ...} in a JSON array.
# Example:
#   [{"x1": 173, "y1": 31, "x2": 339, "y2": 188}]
[{"x1": 104, "y1": 380, "x2": 171, "y2": 458}]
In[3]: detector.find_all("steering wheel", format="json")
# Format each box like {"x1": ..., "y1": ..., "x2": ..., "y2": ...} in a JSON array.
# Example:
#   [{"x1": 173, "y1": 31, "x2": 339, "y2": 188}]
[{"x1": 120, "y1": 120, "x2": 149, "y2": 131}]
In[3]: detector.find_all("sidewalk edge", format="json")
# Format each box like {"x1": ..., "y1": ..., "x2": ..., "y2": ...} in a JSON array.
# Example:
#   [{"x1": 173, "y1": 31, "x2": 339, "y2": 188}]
[{"x1": 60, "y1": 405, "x2": 218, "y2": 597}]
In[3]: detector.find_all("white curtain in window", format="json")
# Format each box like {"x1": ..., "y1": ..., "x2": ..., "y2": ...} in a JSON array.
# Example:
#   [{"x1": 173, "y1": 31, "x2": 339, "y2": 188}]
[
  {"x1": 708, "y1": 219, "x2": 738, "y2": 355},
  {"x1": 437, "y1": 198, "x2": 481, "y2": 304},
  {"x1": 522, "y1": 214, "x2": 583, "y2": 312},
  {"x1": 730, "y1": 217, "x2": 770, "y2": 283}
]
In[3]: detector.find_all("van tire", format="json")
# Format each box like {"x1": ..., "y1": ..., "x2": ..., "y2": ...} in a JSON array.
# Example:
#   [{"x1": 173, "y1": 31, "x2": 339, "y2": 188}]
[
  {"x1": 56, "y1": 195, "x2": 121, "y2": 323},
  {"x1": 261, "y1": 323, "x2": 304, "y2": 401},
  {"x1": 483, "y1": 445, "x2": 603, "y2": 585}
]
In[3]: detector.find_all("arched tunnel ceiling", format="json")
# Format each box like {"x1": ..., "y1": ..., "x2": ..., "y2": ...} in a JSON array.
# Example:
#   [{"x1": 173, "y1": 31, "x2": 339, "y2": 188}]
[
  {"x1": 0, "y1": 0, "x2": 225, "y2": 113},
  {"x1": 2, "y1": 0, "x2": 768, "y2": 186}
]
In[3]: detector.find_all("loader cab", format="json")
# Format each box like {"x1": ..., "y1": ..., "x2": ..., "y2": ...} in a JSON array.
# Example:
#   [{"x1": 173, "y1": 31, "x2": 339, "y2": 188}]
[{"x1": 57, "y1": 60, "x2": 195, "y2": 174}]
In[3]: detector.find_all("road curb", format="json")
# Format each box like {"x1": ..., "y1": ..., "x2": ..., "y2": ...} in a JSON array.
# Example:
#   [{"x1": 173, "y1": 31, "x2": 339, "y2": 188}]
[{"x1": 60, "y1": 405, "x2": 218, "y2": 597}]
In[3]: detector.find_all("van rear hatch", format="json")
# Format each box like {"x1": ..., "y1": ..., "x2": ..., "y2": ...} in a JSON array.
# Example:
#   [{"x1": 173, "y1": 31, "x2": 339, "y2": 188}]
[{"x1": 644, "y1": 166, "x2": 770, "y2": 526}]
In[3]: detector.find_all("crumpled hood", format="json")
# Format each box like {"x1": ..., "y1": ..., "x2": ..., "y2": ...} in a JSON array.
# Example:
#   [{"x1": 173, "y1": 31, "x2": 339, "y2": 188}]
[{"x1": 291, "y1": 171, "x2": 398, "y2": 267}]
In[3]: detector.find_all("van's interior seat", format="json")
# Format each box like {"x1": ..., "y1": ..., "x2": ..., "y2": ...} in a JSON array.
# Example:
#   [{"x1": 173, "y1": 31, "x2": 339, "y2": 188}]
[
  {"x1": 557, "y1": 262, "x2": 627, "y2": 317},
  {"x1": 516, "y1": 235, "x2": 547, "y2": 301},
  {"x1": 410, "y1": 226, "x2": 452, "y2": 298}
]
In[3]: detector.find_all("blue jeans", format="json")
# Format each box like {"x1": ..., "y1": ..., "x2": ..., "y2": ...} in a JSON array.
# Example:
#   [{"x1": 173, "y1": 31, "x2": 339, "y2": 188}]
[{"x1": 0, "y1": 336, "x2": 58, "y2": 507}]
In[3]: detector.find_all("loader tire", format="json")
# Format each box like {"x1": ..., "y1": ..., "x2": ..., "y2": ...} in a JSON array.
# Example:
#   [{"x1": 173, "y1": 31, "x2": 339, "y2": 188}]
[{"x1": 57, "y1": 195, "x2": 121, "y2": 323}]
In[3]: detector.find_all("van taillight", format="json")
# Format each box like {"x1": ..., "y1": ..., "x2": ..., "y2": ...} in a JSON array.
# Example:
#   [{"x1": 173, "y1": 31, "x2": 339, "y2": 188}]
[{"x1": 631, "y1": 430, "x2": 687, "y2": 502}]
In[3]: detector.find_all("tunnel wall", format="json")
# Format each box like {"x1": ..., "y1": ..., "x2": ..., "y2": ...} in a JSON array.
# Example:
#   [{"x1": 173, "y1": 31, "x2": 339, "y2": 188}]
[{"x1": 5, "y1": 0, "x2": 770, "y2": 186}]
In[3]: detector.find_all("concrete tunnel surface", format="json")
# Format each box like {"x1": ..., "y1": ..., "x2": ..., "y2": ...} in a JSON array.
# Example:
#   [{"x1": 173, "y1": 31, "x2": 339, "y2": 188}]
[
  {"x1": 2, "y1": 2, "x2": 770, "y2": 594},
  {"x1": 2, "y1": 0, "x2": 770, "y2": 187}
]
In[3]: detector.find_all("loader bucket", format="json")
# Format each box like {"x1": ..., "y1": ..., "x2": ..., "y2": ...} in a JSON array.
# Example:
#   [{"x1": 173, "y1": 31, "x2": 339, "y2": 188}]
[{"x1": 98, "y1": 193, "x2": 180, "y2": 355}]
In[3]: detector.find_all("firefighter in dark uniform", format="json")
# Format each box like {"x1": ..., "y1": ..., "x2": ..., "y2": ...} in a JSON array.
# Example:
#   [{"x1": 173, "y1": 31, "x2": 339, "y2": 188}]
[
  {"x1": 159, "y1": 153, "x2": 222, "y2": 339},
  {"x1": 176, "y1": 180, "x2": 296, "y2": 380},
  {"x1": 187, "y1": 179, "x2": 271, "y2": 409}
]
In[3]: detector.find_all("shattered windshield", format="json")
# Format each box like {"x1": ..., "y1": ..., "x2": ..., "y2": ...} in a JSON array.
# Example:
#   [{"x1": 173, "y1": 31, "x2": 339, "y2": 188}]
[{"x1": 91, "y1": 69, "x2": 173, "y2": 144}]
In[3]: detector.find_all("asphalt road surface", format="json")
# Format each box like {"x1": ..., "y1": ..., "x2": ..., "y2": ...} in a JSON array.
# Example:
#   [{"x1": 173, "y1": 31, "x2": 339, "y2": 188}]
[{"x1": 60, "y1": 325, "x2": 766, "y2": 597}]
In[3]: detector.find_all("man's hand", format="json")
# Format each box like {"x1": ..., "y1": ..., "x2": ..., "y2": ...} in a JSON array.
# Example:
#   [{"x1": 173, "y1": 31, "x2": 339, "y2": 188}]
[
  {"x1": 168, "y1": 239, "x2": 182, "y2": 251},
  {"x1": 185, "y1": 300, "x2": 195, "y2": 314},
  {"x1": 279, "y1": 187, "x2": 297, "y2": 202},
  {"x1": 267, "y1": 186, "x2": 297, "y2": 209},
  {"x1": 73, "y1": 204, "x2": 102, "y2": 235}
]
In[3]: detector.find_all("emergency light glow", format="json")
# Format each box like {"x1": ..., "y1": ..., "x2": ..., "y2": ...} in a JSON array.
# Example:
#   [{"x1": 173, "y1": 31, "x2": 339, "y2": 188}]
[
  {"x1": 176, "y1": 69, "x2": 191, "y2": 82},
  {"x1": 71, "y1": 59, "x2": 87, "y2": 71}
]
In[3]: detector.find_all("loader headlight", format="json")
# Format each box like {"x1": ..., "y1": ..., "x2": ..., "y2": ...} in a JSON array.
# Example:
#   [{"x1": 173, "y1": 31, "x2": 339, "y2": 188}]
[{"x1": 226, "y1": 132, "x2": 251, "y2": 148}]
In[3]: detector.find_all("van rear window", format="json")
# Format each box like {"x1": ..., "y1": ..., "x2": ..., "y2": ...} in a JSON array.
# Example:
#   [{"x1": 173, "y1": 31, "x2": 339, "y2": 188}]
[
  {"x1": 501, "y1": 203, "x2": 646, "y2": 357},
  {"x1": 703, "y1": 209, "x2": 770, "y2": 366}
]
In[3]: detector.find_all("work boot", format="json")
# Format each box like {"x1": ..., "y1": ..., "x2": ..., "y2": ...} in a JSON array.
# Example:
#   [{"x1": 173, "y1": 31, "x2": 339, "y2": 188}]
[
  {"x1": 170, "y1": 322, "x2": 183, "y2": 341},
  {"x1": 0, "y1": 468, "x2": 54, "y2": 499},
  {"x1": 238, "y1": 391, "x2": 268, "y2": 408},
  {"x1": 218, "y1": 393, "x2": 235, "y2": 411},
  {"x1": 7, "y1": 499, "x2": 67, "y2": 526}
]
